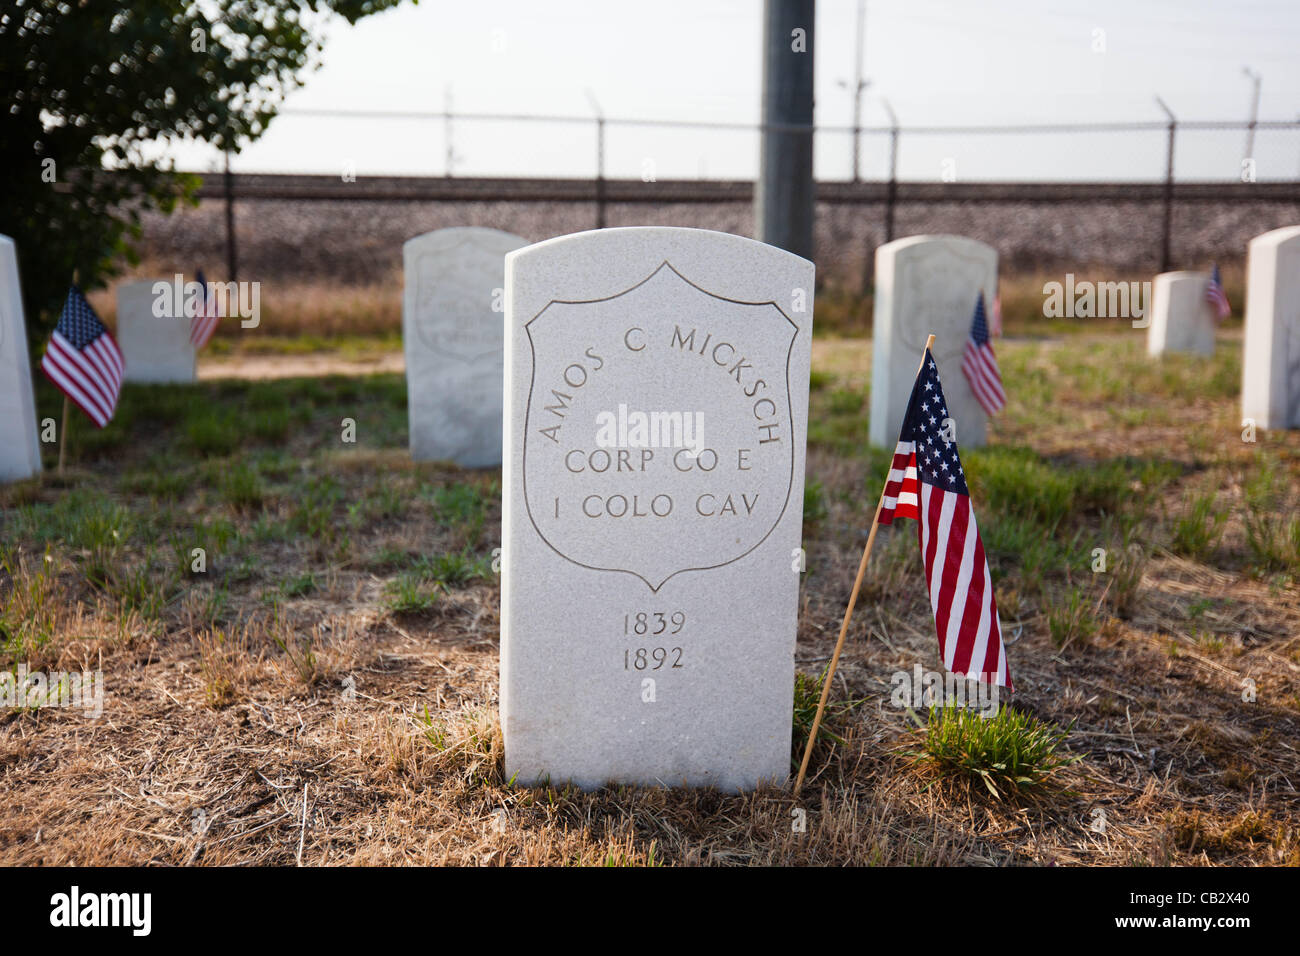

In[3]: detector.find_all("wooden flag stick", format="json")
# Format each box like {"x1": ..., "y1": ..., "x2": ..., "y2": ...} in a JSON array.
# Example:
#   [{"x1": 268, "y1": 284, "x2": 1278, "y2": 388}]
[
  {"x1": 57, "y1": 397, "x2": 70, "y2": 474},
  {"x1": 793, "y1": 333, "x2": 935, "y2": 797}
]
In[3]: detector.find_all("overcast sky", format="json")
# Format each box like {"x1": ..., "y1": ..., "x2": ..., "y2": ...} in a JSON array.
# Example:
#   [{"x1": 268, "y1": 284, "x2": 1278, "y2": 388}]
[{"x1": 169, "y1": 0, "x2": 1300, "y2": 182}]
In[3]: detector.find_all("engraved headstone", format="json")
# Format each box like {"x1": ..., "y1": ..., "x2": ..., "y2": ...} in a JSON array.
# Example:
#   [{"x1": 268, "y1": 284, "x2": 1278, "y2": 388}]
[
  {"x1": 502, "y1": 227, "x2": 814, "y2": 791},
  {"x1": 1242, "y1": 225, "x2": 1300, "y2": 430},
  {"x1": 869, "y1": 236, "x2": 997, "y2": 448},
  {"x1": 1147, "y1": 271, "x2": 1216, "y2": 357},
  {"x1": 403, "y1": 227, "x2": 527, "y2": 466},
  {"x1": 116, "y1": 279, "x2": 196, "y2": 384},
  {"x1": 0, "y1": 235, "x2": 42, "y2": 482}
]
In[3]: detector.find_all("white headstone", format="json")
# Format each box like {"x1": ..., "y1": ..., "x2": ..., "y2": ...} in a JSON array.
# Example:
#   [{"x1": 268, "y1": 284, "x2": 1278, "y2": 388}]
[
  {"x1": 870, "y1": 236, "x2": 997, "y2": 448},
  {"x1": 403, "y1": 227, "x2": 527, "y2": 467},
  {"x1": 1147, "y1": 271, "x2": 1216, "y2": 357},
  {"x1": 116, "y1": 279, "x2": 196, "y2": 384},
  {"x1": 502, "y1": 227, "x2": 814, "y2": 792},
  {"x1": 1242, "y1": 225, "x2": 1300, "y2": 430},
  {"x1": 0, "y1": 236, "x2": 42, "y2": 483}
]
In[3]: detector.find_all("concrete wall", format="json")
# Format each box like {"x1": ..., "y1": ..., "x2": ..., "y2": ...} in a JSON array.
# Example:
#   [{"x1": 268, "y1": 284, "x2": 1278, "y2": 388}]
[{"x1": 138, "y1": 175, "x2": 1300, "y2": 289}]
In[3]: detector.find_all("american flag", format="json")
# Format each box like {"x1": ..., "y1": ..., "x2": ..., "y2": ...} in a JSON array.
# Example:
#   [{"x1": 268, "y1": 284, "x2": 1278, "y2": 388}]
[
  {"x1": 961, "y1": 293, "x2": 1005, "y2": 416},
  {"x1": 1204, "y1": 263, "x2": 1230, "y2": 320},
  {"x1": 878, "y1": 348, "x2": 1012, "y2": 689},
  {"x1": 190, "y1": 270, "x2": 221, "y2": 349},
  {"x1": 40, "y1": 286, "x2": 124, "y2": 429}
]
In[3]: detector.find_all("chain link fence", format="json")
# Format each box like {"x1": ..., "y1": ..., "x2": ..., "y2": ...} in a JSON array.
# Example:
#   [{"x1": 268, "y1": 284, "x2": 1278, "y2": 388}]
[{"x1": 160, "y1": 108, "x2": 1300, "y2": 288}]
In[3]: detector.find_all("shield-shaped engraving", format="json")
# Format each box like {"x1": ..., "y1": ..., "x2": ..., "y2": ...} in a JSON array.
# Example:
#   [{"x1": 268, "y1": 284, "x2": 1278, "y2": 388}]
[
  {"x1": 521, "y1": 262, "x2": 798, "y2": 592},
  {"x1": 413, "y1": 243, "x2": 503, "y2": 362}
]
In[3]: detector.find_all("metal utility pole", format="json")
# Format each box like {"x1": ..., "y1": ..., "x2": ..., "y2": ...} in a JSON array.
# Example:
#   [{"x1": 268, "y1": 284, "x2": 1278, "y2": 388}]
[
  {"x1": 850, "y1": 0, "x2": 867, "y2": 182},
  {"x1": 1242, "y1": 67, "x2": 1261, "y2": 162},
  {"x1": 223, "y1": 148, "x2": 237, "y2": 282},
  {"x1": 1155, "y1": 96, "x2": 1176, "y2": 272},
  {"x1": 755, "y1": 0, "x2": 816, "y2": 261},
  {"x1": 586, "y1": 88, "x2": 606, "y2": 229},
  {"x1": 882, "y1": 97, "x2": 899, "y2": 243}
]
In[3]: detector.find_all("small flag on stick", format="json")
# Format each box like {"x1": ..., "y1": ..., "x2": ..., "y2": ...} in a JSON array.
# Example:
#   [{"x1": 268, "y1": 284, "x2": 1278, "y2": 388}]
[
  {"x1": 40, "y1": 286, "x2": 124, "y2": 429},
  {"x1": 793, "y1": 335, "x2": 1012, "y2": 797},
  {"x1": 878, "y1": 347, "x2": 1012, "y2": 689},
  {"x1": 990, "y1": 289, "x2": 1003, "y2": 338},
  {"x1": 190, "y1": 270, "x2": 221, "y2": 349},
  {"x1": 961, "y1": 293, "x2": 1005, "y2": 416},
  {"x1": 1204, "y1": 263, "x2": 1230, "y2": 320}
]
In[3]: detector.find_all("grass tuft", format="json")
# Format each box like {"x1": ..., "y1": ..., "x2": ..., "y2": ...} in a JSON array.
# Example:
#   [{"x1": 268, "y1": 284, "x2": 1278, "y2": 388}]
[{"x1": 920, "y1": 704, "x2": 1077, "y2": 798}]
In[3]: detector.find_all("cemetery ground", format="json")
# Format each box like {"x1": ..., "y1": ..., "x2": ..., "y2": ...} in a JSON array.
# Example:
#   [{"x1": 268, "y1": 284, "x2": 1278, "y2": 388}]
[{"x1": 2, "y1": 316, "x2": 1298, "y2": 866}]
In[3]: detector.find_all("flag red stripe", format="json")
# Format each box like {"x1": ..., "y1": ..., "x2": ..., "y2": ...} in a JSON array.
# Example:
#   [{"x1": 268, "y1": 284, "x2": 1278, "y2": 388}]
[
  {"x1": 975, "y1": 351, "x2": 1004, "y2": 397},
  {"x1": 933, "y1": 493, "x2": 969, "y2": 664},
  {"x1": 923, "y1": 483, "x2": 946, "y2": 615},
  {"x1": 42, "y1": 332, "x2": 120, "y2": 428},
  {"x1": 963, "y1": 362, "x2": 996, "y2": 413},
  {"x1": 950, "y1": 506, "x2": 985, "y2": 676},
  {"x1": 93, "y1": 333, "x2": 125, "y2": 384},
  {"x1": 879, "y1": 445, "x2": 920, "y2": 524},
  {"x1": 42, "y1": 345, "x2": 112, "y2": 427},
  {"x1": 966, "y1": 525, "x2": 996, "y2": 677},
  {"x1": 46, "y1": 337, "x2": 112, "y2": 421},
  {"x1": 971, "y1": 346, "x2": 1003, "y2": 393},
  {"x1": 53, "y1": 333, "x2": 115, "y2": 409},
  {"x1": 977, "y1": 548, "x2": 1007, "y2": 686},
  {"x1": 963, "y1": 344, "x2": 1004, "y2": 408},
  {"x1": 81, "y1": 338, "x2": 120, "y2": 398}
]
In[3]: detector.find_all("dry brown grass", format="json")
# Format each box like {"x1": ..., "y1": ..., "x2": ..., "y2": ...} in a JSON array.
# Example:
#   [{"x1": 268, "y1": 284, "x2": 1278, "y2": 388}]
[
  {"x1": 87, "y1": 262, "x2": 402, "y2": 345},
  {"x1": 1, "y1": 330, "x2": 1297, "y2": 867}
]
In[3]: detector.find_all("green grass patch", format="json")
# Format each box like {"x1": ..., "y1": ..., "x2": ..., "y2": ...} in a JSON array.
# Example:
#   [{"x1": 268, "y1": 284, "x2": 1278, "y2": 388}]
[
  {"x1": 1047, "y1": 585, "x2": 1101, "y2": 648},
  {"x1": 791, "y1": 667, "x2": 866, "y2": 769},
  {"x1": 920, "y1": 704, "x2": 1078, "y2": 798},
  {"x1": 418, "y1": 549, "x2": 490, "y2": 587},
  {"x1": 384, "y1": 573, "x2": 440, "y2": 614},
  {"x1": 1241, "y1": 461, "x2": 1300, "y2": 574},
  {"x1": 1170, "y1": 489, "x2": 1228, "y2": 562},
  {"x1": 220, "y1": 463, "x2": 265, "y2": 511}
]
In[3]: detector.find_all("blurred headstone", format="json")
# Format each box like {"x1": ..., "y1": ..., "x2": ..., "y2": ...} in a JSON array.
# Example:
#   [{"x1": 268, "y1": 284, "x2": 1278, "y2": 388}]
[
  {"x1": 0, "y1": 235, "x2": 43, "y2": 482},
  {"x1": 870, "y1": 236, "x2": 997, "y2": 448},
  {"x1": 1147, "y1": 271, "x2": 1216, "y2": 357},
  {"x1": 117, "y1": 279, "x2": 197, "y2": 384},
  {"x1": 403, "y1": 227, "x2": 526, "y2": 466},
  {"x1": 1242, "y1": 225, "x2": 1300, "y2": 430}
]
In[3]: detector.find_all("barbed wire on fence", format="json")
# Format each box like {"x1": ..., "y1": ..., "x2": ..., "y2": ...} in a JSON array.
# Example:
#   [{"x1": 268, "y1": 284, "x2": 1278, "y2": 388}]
[
  {"x1": 247, "y1": 106, "x2": 1300, "y2": 185},
  {"x1": 184, "y1": 107, "x2": 1300, "y2": 281}
]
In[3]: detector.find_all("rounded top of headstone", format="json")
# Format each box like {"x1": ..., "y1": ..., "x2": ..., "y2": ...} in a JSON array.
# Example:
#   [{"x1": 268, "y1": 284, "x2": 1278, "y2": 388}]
[
  {"x1": 0, "y1": 234, "x2": 13, "y2": 250},
  {"x1": 506, "y1": 226, "x2": 814, "y2": 270},
  {"x1": 117, "y1": 278, "x2": 171, "y2": 294},
  {"x1": 1249, "y1": 224, "x2": 1300, "y2": 250},
  {"x1": 877, "y1": 234, "x2": 997, "y2": 256},
  {"x1": 403, "y1": 226, "x2": 527, "y2": 254}
]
